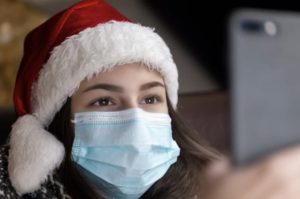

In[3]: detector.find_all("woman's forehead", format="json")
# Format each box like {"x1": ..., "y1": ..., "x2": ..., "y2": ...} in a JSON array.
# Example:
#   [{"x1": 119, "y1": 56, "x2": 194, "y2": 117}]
[{"x1": 79, "y1": 63, "x2": 164, "y2": 88}]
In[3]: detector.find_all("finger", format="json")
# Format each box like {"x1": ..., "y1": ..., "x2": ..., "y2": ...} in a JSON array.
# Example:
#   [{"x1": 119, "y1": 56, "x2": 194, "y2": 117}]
[{"x1": 239, "y1": 144, "x2": 300, "y2": 199}]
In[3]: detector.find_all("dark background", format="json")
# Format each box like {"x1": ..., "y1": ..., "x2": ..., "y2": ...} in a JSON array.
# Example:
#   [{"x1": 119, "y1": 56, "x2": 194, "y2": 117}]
[{"x1": 143, "y1": 0, "x2": 300, "y2": 88}]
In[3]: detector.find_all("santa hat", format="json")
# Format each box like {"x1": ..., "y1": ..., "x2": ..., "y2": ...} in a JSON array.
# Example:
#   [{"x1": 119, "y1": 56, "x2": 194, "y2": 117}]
[{"x1": 8, "y1": 0, "x2": 178, "y2": 195}]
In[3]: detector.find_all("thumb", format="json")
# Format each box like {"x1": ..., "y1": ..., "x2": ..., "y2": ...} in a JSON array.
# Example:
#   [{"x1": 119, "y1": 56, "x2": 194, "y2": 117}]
[{"x1": 204, "y1": 158, "x2": 231, "y2": 181}]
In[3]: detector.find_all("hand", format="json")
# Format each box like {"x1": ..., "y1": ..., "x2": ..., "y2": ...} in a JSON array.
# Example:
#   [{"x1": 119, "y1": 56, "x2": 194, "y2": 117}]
[{"x1": 200, "y1": 145, "x2": 300, "y2": 199}]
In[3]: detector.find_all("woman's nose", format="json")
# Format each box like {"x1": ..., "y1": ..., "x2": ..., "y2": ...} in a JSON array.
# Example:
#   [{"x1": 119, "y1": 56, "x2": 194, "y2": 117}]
[{"x1": 122, "y1": 97, "x2": 139, "y2": 110}]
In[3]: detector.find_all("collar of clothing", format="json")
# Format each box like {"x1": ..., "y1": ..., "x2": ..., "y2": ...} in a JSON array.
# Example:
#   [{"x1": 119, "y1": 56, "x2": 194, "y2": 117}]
[{"x1": 0, "y1": 145, "x2": 71, "y2": 198}]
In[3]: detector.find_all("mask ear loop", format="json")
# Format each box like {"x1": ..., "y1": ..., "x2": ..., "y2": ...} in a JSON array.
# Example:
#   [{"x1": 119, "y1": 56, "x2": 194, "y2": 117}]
[{"x1": 70, "y1": 114, "x2": 78, "y2": 124}]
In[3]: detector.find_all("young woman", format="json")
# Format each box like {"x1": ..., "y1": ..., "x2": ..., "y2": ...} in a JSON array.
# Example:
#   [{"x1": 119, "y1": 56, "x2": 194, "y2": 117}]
[{"x1": 1, "y1": 0, "x2": 300, "y2": 199}]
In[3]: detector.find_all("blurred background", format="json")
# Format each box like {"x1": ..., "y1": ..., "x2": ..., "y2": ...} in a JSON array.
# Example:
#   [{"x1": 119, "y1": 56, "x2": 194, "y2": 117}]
[
  {"x1": 0, "y1": 0, "x2": 299, "y2": 108},
  {"x1": 1, "y1": 0, "x2": 300, "y2": 150}
]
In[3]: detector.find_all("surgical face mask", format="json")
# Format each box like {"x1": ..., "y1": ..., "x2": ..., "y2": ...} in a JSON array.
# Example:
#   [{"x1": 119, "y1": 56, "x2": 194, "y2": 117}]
[{"x1": 71, "y1": 108, "x2": 180, "y2": 199}]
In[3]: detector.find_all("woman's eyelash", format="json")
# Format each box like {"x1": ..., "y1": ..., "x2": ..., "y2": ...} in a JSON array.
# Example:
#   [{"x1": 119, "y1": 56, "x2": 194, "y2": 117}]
[
  {"x1": 142, "y1": 95, "x2": 162, "y2": 104},
  {"x1": 88, "y1": 95, "x2": 163, "y2": 107},
  {"x1": 89, "y1": 97, "x2": 114, "y2": 106}
]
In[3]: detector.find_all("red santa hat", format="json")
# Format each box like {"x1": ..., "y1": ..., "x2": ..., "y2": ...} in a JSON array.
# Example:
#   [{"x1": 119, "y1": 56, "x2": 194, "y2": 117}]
[{"x1": 8, "y1": 0, "x2": 178, "y2": 195}]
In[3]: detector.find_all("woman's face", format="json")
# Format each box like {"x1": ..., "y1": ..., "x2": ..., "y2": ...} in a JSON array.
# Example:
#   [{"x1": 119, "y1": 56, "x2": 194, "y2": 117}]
[{"x1": 71, "y1": 63, "x2": 168, "y2": 115}]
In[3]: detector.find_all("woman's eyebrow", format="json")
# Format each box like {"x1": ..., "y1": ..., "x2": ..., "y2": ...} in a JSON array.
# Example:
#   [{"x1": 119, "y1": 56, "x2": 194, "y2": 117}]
[
  {"x1": 140, "y1": 81, "x2": 165, "y2": 91},
  {"x1": 82, "y1": 81, "x2": 165, "y2": 93},
  {"x1": 82, "y1": 83, "x2": 124, "y2": 93}
]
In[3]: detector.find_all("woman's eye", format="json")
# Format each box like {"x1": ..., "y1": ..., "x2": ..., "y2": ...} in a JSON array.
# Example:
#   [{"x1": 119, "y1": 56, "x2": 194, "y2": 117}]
[
  {"x1": 143, "y1": 96, "x2": 159, "y2": 104},
  {"x1": 91, "y1": 97, "x2": 113, "y2": 106}
]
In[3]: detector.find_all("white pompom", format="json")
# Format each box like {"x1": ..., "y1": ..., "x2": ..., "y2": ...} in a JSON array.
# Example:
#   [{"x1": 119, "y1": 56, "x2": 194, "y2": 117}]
[{"x1": 8, "y1": 115, "x2": 65, "y2": 195}]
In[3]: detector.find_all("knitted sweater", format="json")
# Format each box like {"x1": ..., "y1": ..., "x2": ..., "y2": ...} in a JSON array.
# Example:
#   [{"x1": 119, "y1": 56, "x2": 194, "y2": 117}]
[{"x1": 0, "y1": 145, "x2": 71, "y2": 199}]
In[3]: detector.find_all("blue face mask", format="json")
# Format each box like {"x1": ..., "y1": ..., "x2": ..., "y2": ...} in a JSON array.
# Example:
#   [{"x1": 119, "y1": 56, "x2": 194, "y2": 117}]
[{"x1": 71, "y1": 108, "x2": 180, "y2": 199}]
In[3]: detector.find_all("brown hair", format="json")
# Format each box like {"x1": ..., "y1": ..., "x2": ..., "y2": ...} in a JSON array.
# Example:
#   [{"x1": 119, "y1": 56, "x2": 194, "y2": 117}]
[{"x1": 48, "y1": 97, "x2": 220, "y2": 199}]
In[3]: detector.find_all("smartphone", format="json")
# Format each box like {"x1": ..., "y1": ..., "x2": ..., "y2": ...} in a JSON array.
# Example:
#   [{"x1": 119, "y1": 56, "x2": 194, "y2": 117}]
[{"x1": 230, "y1": 9, "x2": 300, "y2": 166}]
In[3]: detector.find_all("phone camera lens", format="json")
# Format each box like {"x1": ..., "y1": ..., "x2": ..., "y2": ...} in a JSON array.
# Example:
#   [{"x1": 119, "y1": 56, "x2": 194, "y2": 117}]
[{"x1": 241, "y1": 20, "x2": 264, "y2": 33}]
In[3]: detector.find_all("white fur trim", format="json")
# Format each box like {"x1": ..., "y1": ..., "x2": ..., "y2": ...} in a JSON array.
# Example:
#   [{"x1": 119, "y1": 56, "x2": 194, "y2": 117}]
[
  {"x1": 8, "y1": 115, "x2": 65, "y2": 195},
  {"x1": 31, "y1": 21, "x2": 178, "y2": 126}
]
